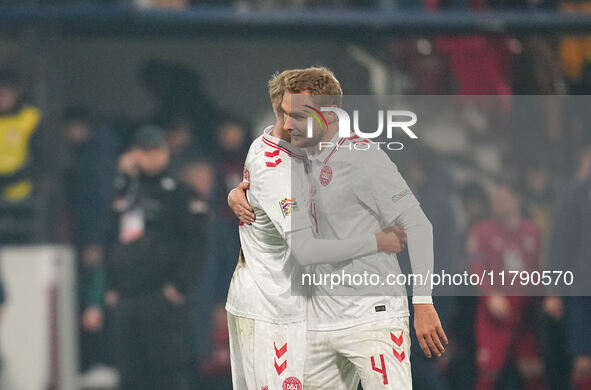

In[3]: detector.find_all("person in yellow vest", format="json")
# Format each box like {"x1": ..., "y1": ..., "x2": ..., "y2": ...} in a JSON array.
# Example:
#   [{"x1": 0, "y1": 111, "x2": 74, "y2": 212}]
[
  {"x1": 560, "y1": 1, "x2": 591, "y2": 87},
  {"x1": 0, "y1": 67, "x2": 42, "y2": 202}
]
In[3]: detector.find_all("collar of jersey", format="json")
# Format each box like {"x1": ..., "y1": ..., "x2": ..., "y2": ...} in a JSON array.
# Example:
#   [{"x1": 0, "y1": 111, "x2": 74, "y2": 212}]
[
  {"x1": 310, "y1": 131, "x2": 346, "y2": 165},
  {"x1": 262, "y1": 126, "x2": 306, "y2": 160}
]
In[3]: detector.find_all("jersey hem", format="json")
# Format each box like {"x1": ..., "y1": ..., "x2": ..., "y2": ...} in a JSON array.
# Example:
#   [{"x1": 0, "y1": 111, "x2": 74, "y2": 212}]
[
  {"x1": 225, "y1": 305, "x2": 306, "y2": 325},
  {"x1": 306, "y1": 310, "x2": 410, "y2": 332}
]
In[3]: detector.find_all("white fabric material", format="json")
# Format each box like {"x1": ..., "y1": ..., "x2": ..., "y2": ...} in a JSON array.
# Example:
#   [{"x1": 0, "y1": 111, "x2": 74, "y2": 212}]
[
  {"x1": 226, "y1": 127, "x2": 383, "y2": 325},
  {"x1": 393, "y1": 204, "x2": 434, "y2": 305},
  {"x1": 306, "y1": 135, "x2": 420, "y2": 331},
  {"x1": 288, "y1": 228, "x2": 377, "y2": 266},
  {"x1": 228, "y1": 313, "x2": 306, "y2": 390},
  {"x1": 304, "y1": 317, "x2": 412, "y2": 390},
  {"x1": 226, "y1": 126, "x2": 311, "y2": 324}
]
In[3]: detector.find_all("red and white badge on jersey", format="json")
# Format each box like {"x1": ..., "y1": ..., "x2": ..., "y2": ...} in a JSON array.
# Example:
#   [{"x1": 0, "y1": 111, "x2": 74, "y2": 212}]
[
  {"x1": 319, "y1": 165, "x2": 333, "y2": 187},
  {"x1": 282, "y1": 377, "x2": 302, "y2": 390}
]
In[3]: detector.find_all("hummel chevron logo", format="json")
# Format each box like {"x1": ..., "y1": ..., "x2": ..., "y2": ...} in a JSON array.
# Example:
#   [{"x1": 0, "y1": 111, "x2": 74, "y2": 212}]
[
  {"x1": 274, "y1": 342, "x2": 287, "y2": 358},
  {"x1": 266, "y1": 158, "x2": 282, "y2": 167},
  {"x1": 265, "y1": 149, "x2": 282, "y2": 167},
  {"x1": 390, "y1": 332, "x2": 403, "y2": 347},
  {"x1": 390, "y1": 332, "x2": 405, "y2": 362},
  {"x1": 274, "y1": 360, "x2": 287, "y2": 375},
  {"x1": 265, "y1": 150, "x2": 280, "y2": 157},
  {"x1": 274, "y1": 342, "x2": 287, "y2": 375}
]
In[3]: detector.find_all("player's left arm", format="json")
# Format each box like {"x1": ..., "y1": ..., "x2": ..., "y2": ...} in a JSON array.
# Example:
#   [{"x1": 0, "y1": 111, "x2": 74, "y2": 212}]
[
  {"x1": 394, "y1": 206, "x2": 447, "y2": 358},
  {"x1": 352, "y1": 149, "x2": 447, "y2": 358}
]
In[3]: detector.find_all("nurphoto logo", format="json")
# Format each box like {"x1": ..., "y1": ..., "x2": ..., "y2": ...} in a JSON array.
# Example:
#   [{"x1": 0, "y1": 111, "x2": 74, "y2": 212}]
[{"x1": 306, "y1": 107, "x2": 418, "y2": 151}]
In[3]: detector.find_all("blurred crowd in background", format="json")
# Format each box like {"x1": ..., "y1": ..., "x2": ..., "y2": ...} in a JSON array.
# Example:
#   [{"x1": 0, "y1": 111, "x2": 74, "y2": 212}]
[
  {"x1": 0, "y1": 0, "x2": 580, "y2": 10},
  {"x1": 2, "y1": 1, "x2": 591, "y2": 389},
  {"x1": 0, "y1": 0, "x2": 578, "y2": 9}
]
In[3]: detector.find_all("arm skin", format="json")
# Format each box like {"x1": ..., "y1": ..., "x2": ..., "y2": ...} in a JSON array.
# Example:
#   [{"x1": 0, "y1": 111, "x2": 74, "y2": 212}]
[{"x1": 392, "y1": 204, "x2": 448, "y2": 358}]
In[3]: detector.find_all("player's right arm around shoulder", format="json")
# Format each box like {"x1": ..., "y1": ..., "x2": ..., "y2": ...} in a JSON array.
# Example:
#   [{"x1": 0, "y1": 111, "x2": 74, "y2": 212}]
[{"x1": 228, "y1": 181, "x2": 255, "y2": 224}]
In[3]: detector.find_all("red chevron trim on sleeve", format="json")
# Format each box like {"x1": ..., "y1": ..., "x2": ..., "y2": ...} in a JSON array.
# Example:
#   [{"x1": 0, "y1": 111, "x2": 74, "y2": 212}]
[
  {"x1": 265, "y1": 149, "x2": 280, "y2": 157},
  {"x1": 266, "y1": 158, "x2": 282, "y2": 167}
]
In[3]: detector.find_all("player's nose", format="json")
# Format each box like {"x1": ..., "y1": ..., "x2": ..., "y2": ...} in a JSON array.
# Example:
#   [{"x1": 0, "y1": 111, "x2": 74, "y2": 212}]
[{"x1": 283, "y1": 115, "x2": 292, "y2": 131}]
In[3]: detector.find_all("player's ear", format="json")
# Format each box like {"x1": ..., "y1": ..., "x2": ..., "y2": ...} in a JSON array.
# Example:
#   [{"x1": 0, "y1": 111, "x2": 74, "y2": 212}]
[{"x1": 326, "y1": 105, "x2": 338, "y2": 123}]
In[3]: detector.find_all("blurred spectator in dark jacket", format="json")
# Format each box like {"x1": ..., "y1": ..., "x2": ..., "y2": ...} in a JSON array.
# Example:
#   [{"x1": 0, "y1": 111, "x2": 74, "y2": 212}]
[
  {"x1": 214, "y1": 115, "x2": 249, "y2": 203},
  {"x1": 398, "y1": 148, "x2": 457, "y2": 390},
  {"x1": 0, "y1": 67, "x2": 42, "y2": 203},
  {"x1": 140, "y1": 60, "x2": 217, "y2": 150},
  {"x1": 163, "y1": 113, "x2": 201, "y2": 177},
  {"x1": 61, "y1": 106, "x2": 120, "y2": 376},
  {"x1": 182, "y1": 117, "x2": 248, "y2": 387},
  {"x1": 520, "y1": 162, "x2": 569, "y2": 390},
  {"x1": 445, "y1": 181, "x2": 490, "y2": 390},
  {"x1": 210, "y1": 115, "x2": 249, "y2": 301},
  {"x1": 547, "y1": 145, "x2": 591, "y2": 390},
  {"x1": 99, "y1": 126, "x2": 207, "y2": 390},
  {"x1": 63, "y1": 106, "x2": 120, "y2": 254},
  {"x1": 182, "y1": 159, "x2": 232, "y2": 387}
]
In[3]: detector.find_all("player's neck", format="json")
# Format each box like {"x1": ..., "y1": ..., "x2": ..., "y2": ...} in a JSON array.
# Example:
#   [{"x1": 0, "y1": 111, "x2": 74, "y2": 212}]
[
  {"x1": 312, "y1": 126, "x2": 338, "y2": 155},
  {"x1": 270, "y1": 122, "x2": 290, "y2": 142}
]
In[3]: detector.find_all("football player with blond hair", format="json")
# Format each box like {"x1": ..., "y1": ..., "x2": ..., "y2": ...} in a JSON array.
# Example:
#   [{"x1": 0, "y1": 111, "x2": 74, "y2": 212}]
[
  {"x1": 225, "y1": 69, "x2": 407, "y2": 390},
  {"x1": 230, "y1": 66, "x2": 447, "y2": 389}
]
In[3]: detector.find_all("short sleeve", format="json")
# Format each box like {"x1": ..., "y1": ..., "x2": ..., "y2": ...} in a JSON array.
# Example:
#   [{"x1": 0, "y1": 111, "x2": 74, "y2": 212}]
[
  {"x1": 352, "y1": 149, "x2": 419, "y2": 225},
  {"x1": 251, "y1": 163, "x2": 311, "y2": 240}
]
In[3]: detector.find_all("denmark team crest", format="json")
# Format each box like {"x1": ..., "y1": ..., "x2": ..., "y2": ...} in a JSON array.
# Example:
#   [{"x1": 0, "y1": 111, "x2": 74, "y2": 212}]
[
  {"x1": 320, "y1": 165, "x2": 333, "y2": 186},
  {"x1": 282, "y1": 377, "x2": 302, "y2": 390}
]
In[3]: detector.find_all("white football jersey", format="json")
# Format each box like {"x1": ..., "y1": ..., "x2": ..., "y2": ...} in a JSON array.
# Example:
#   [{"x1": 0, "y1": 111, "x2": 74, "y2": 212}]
[
  {"x1": 306, "y1": 134, "x2": 419, "y2": 331},
  {"x1": 226, "y1": 126, "x2": 311, "y2": 324}
]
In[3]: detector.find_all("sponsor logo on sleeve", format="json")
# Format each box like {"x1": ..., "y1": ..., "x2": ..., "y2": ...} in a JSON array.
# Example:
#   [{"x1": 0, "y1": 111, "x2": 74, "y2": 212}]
[{"x1": 280, "y1": 198, "x2": 299, "y2": 218}]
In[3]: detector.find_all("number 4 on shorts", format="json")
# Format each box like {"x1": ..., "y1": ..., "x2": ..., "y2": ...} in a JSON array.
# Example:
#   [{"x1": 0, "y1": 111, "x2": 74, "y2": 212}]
[{"x1": 371, "y1": 354, "x2": 389, "y2": 385}]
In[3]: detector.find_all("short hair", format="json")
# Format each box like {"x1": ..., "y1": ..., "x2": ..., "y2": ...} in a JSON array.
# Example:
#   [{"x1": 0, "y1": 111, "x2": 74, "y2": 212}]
[
  {"x1": 268, "y1": 70, "x2": 290, "y2": 117},
  {"x1": 282, "y1": 66, "x2": 343, "y2": 108}
]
